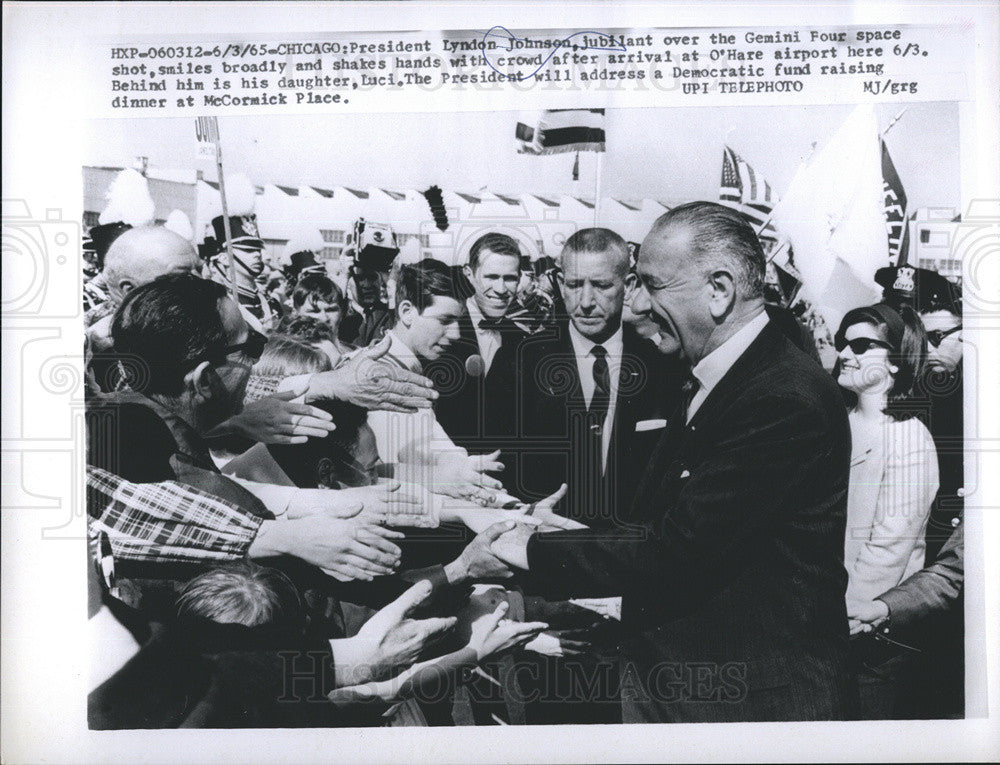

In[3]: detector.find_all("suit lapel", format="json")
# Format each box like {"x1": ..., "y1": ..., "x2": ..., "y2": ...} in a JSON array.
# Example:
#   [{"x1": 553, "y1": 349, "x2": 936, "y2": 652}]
[{"x1": 686, "y1": 320, "x2": 781, "y2": 433}]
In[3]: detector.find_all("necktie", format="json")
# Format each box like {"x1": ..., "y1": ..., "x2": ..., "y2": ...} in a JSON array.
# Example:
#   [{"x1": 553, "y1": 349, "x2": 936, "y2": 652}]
[
  {"x1": 478, "y1": 317, "x2": 504, "y2": 331},
  {"x1": 585, "y1": 345, "x2": 612, "y2": 484},
  {"x1": 680, "y1": 371, "x2": 700, "y2": 423},
  {"x1": 589, "y1": 345, "x2": 611, "y2": 425}
]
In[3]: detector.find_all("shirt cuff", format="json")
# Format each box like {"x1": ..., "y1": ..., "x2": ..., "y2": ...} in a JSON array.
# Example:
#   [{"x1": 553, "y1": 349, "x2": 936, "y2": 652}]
[
  {"x1": 229, "y1": 477, "x2": 296, "y2": 517},
  {"x1": 276, "y1": 374, "x2": 313, "y2": 400}
]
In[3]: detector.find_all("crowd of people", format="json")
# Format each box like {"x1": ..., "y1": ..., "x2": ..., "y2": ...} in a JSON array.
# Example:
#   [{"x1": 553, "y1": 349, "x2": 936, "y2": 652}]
[{"x1": 83, "y1": 197, "x2": 965, "y2": 727}]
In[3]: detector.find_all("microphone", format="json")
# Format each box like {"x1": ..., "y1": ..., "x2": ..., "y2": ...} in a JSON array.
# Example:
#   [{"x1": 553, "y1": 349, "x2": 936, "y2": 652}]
[{"x1": 465, "y1": 354, "x2": 486, "y2": 378}]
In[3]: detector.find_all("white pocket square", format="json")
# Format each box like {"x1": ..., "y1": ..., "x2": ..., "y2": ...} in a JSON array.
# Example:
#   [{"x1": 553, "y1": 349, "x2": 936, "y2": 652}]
[{"x1": 635, "y1": 419, "x2": 667, "y2": 432}]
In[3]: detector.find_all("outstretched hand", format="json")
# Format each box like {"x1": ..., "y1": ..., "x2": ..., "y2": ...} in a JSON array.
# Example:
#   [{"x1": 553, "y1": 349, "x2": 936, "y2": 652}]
[
  {"x1": 305, "y1": 336, "x2": 438, "y2": 412},
  {"x1": 330, "y1": 580, "x2": 458, "y2": 686},
  {"x1": 215, "y1": 388, "x2": 336, "y2": 444}
]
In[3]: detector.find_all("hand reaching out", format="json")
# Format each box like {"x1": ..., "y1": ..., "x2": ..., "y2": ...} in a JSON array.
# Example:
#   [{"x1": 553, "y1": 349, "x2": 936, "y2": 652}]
[
  {"x1": 251, "y1": 513, "x2": 404, "y2": 581},
  {"x1": 444, "y1": 521, "x2": 516, "y2": 584},
  {"x1": 329, "y1": 580, "x2": 457, "y2": 686},
  {"x1": 305, "y1": 336, "x2": 438, "y2": 412},
  {"x1": 468, "y1": 601, "x2": 548, "y2": 661},
  {"x1": 489, "y1": 522, "x2": 536, "y2": 570},
  {"x1": 215, "y1": 388, "x2": 336, "y2": 444}
]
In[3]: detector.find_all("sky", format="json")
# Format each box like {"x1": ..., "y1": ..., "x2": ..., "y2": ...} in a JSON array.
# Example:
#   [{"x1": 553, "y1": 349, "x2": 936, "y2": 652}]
[{"x1": 85, "y1": 101, "x2": 960, "y2": 211}]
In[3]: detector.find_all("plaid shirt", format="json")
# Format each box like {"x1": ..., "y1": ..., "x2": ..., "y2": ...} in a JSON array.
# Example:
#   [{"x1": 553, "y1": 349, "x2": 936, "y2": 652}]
[{"x1": 87, "y1": 465, "x2": 263, "y2": 564}]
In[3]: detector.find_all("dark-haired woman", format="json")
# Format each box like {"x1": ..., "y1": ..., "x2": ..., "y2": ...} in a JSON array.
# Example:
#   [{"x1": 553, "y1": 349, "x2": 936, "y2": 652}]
[{"x1": 834, "y1": 303, "x2": 939, "y2": 718}]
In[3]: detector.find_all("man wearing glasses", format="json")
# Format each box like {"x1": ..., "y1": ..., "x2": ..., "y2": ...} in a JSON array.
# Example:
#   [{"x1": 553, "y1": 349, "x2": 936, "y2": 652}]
[
  {"x1": 875, "y1": 264, "x2": 964, "y2": 560},
  {"x1": 87, "y1": 274, "x2": 410, "y2": 586},
  {"x1": 870, "y1": 259, "x2": 965, "y2": 721}
]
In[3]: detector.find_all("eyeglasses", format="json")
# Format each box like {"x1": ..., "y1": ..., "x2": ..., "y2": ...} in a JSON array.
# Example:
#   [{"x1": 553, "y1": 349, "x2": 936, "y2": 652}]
[
  {"x1": 926, "y1": 325, "x2": 961, "y2": 348},
  {"x1": 219, "y1": 328, "x2": 267, "y2": 362},
  {"x1": 835, "y1": 337, "x2": 892, "y2": 355}
]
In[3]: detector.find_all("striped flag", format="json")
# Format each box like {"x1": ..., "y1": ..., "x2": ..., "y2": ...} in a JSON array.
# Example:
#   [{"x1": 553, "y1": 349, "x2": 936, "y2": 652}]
[
  {"x1": 516, "y1": 109, "x2": 605, "y2": 155},
  {"x1": 881, "y1": 141, "x2": 910, "y2": 264},
  {"x1": 719, "y1": 146, "x2": 776, "y2": 236}
]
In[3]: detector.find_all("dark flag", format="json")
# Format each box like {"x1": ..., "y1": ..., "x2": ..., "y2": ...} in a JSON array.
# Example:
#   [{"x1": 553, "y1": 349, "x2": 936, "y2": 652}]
[{"x1": 881, "y1": 140, "x2": 910, "y2": 264}]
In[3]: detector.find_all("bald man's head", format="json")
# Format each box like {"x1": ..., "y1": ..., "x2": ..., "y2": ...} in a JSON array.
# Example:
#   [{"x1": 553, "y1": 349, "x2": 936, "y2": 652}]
[{"x1": 103, "y1": 226, "x2": 201, "y2": 302}]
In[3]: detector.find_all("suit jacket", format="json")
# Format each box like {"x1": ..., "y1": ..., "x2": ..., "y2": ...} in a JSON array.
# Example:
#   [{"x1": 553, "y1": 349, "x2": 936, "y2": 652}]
[
  {"x1": 843, "y1": 416, "x2": 938, "y2": 613},
  {"x1": 878, "y1": 518, "x2": 963, "y2": 638},
  {"x1": 524, "y1": 320, "x2": 856, "y2": 722},
  {"x1": 429, "y1": 309, "x2": 528, "y2": 453},
  {"x1": 485, "y1": 322, "x2": 682, "y2": 529}
]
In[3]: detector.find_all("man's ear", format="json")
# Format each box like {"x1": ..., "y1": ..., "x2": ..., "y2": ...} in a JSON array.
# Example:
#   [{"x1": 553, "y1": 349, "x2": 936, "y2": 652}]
[
  {"x1": 118, "y1": 279, "x2": 135, "y2": 295},
  {"x1": 707, "y1": 269, "x2": 737, "y2": 319},
  {"x1": 316, "y1": 457, "x2": 336, "y2": 489},
  {"x1": 184, "y1": 361, "x2": 215, "y2": 400},
  {"x1": 396, "y1": 299, "x2": 416, "y2": 328},
  {"x1": 624, "y1": 272, "x2": 638, "y2": 296},
  {"x1": 462, "y1": 264, "x2": 474, "y2": 282}
]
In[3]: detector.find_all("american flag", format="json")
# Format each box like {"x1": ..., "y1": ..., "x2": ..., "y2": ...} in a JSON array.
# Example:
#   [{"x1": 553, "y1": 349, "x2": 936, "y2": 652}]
[{"x1": 719, "y1": 146, "x2": 776, "y2": 237}]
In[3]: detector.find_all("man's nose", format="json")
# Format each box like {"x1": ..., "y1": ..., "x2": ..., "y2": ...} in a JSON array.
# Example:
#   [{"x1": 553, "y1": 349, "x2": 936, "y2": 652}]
[
  {"x1": 446, "y1": 322, "x2": 462, "y2": 340},
  {"x1": 630, "y1": 283, "x2": 651, "y2": 314},
  {"x1": 579, "y1": 282, "x2": 596, "y2": 308}
]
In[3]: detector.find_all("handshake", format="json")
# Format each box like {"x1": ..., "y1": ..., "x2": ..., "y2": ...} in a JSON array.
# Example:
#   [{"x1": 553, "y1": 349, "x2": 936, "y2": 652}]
[{"x1": 443, "y1": 483, "x2": 578, "y2": 574}]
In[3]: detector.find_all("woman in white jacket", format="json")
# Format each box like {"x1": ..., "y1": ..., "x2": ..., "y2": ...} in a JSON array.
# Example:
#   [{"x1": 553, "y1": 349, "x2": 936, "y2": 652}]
[{"x1": 834, "y1": 302, "x2": 938, "y2": 718}]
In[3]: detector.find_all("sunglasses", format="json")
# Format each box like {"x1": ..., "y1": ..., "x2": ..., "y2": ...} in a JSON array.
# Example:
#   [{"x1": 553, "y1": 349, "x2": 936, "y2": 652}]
[
  {"x1": 219, "y1": 328, "x2": 267, "y2": 362},
  {"x1": 926, "y1": 325, "x2": 961, "y2": 348},
  {"x1": 835, "y1": 337, "x2": 892, "y2": 355}
]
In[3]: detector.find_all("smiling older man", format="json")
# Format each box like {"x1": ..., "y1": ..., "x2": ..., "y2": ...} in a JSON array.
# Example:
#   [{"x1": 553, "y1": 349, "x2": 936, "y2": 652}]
[{"x1": 490, "y1": 202, "x2": 857, "y2": 723}]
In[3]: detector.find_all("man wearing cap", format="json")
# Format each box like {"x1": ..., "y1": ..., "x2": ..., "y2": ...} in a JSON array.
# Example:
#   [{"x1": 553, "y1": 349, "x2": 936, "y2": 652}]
[
  {"x1": 874, "y1": 263, "x2": 964, "y2": 718},
  {"x1": 875, "y1": 264, "x2": 964, "y2": 560},
  {"x1": 208, "y1": 209, "x2": 277, "y2": 332}
]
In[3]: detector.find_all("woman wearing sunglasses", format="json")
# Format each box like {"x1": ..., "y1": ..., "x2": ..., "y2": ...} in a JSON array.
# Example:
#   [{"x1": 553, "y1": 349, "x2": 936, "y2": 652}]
[{"x1": 833, "y1": 303, "x2": 939, "y2": 718}]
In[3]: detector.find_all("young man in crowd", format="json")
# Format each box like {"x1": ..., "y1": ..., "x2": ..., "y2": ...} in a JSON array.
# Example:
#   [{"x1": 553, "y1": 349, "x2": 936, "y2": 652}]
[{"x1": 432, "y1": 233, "x2": 529, "y2": 451}]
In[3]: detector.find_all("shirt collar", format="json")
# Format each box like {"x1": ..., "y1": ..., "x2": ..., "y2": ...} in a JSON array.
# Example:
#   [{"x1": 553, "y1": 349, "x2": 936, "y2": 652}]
[
  {"x1": 691, "y1": 310, "x2": 769, "y2": 397},
  {"x1": 568, "y1": 320, "x2": 624, "y2": 359},
  {"x1": 385, "y1": 329, "x2": 424, "y2": 374},
  {"x1": 465, "y1": 297, "x2": 488, "y2": 328}
]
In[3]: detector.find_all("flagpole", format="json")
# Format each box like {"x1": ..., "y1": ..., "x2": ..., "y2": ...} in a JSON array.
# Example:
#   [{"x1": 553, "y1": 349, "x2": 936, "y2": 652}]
[
  {"x1": 213, "y1": 123, "x2": 240, "y2": 303},
  {"x1": 881, "y1": 107, "x2": 909, "y2": 139},
  {"x1": 593, "y1": 150, "x2": 604, "y2": 226}
]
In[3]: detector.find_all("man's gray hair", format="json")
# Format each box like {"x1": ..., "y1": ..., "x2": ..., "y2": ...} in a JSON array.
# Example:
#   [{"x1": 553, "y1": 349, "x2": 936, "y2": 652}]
[
  {"x1": 560, "y1": 227, "x2": 631, "y2": 275},
  {"x1": 651, "y1": 202, "x2": 766, "y2": 298}
]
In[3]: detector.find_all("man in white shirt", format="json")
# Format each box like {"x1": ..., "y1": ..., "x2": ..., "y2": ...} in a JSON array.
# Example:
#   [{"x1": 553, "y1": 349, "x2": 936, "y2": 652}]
[
  {"x1": 490, "y1": 202, "x2": 856, "y2": 723},
  {"x1": 487, "y1": 228, "x2": 674, "y2": 529}
]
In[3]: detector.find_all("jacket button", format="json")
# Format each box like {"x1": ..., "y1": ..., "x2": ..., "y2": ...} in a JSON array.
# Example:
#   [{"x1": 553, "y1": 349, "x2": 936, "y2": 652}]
[{"x1": 952, "y1": 516, "x2": 961, "y2": 528}]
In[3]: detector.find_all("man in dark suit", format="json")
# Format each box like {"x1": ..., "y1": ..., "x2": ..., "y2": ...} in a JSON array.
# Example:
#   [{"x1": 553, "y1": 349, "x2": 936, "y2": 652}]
[
  {"x1": 430, "y1": 233, "x2": 528, "y2": 452},
  {"x1": 491, "y1": 202, "x2": 857, "y2": 722},
  {"x1": 487, "y1": 228, "x2": 682, "y2": 529}
]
